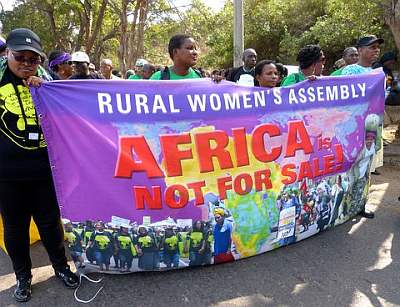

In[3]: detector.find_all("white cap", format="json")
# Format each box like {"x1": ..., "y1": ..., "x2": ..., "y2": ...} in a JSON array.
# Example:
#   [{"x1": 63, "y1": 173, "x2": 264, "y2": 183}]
[
  {"x1": 135, "y1": 58, "x2": 148, "y2": 67},
  {"x1": 71, "y1": 51, "x2": 90, "y2": 63},
  {"x1": 61, "y1": 218, "x2": 71, "y2": 225}
]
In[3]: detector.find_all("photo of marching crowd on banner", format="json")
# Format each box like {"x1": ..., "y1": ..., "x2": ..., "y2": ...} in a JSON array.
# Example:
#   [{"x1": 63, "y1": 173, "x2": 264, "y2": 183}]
[{"x1": 62, "y1": 200, "x2": 235, "y2": 273}]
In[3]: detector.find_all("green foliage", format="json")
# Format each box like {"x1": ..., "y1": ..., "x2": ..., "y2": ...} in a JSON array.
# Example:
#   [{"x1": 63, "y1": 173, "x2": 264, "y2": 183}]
[
  {"x1": 0, "y1": 0, "x2": 398, "y2": 72},
  {"x1": 287, "y1": 0, "x2": 392, "y2": 69}
]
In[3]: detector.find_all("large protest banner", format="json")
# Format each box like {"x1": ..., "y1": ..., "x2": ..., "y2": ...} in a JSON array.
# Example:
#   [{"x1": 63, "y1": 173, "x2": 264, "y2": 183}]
[{"x1": 31, "y1": 71, "x2": 384, "y2": 273}]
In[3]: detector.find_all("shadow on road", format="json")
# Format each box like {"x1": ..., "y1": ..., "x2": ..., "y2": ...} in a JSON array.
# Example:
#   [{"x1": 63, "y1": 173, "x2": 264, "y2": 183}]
[{"x1": 0, "y1": 164, "x2": 399, "y2": 306}]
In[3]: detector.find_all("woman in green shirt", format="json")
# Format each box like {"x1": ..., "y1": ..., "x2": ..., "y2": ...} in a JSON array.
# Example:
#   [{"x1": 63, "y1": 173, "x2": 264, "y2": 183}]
[
  {"x1": 281, "y1": 45, "x2": 325, "y2": 86},
  {"x1": 150, "y1": 34, "x2": 202, "y2": 80}
]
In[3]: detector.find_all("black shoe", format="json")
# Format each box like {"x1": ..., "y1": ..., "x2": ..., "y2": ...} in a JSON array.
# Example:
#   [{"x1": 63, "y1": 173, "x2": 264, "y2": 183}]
[
  {"x1": 371, "y1": 171, "x2": 380, "y2": 175},
  {"x1": 359, "y1": 210, "x2": 375, "y2": 219},
  {"x1": 54, "y1": 266, "x2": 80, "y2": 289},
  {"x1": 13, "y1": 277, "x2": 32, "y2": 302}
]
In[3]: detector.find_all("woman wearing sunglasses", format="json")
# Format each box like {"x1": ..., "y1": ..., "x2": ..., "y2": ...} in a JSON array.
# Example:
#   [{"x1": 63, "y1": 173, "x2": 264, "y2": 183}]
[
  {"x1": 0, "y1": 28, "x2": 79, "y2": 303},
  {"x1": 47, "y1": 50, "x2": 73, "y2": 80}
]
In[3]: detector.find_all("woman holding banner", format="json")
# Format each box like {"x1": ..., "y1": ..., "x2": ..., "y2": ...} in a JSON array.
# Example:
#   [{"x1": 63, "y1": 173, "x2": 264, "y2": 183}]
[
  {"x1": 150, "y1": 34, "x2": 202, "y2": 80},
  {"x1": 0, "y1": 28, "x2": 79, "y2": 303},
  {"x1": 281, "y1": 44, "x2": 325, "y2": 86},
  {"x1": 255, "y1": 60, "x2": 279, "y2": 88}
]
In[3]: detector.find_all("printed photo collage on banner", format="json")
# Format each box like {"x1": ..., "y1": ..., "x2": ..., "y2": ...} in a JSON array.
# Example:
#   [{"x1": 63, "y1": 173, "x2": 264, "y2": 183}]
[{"x1": 31, "y1": 71, "x2": 385, "y2": 274}]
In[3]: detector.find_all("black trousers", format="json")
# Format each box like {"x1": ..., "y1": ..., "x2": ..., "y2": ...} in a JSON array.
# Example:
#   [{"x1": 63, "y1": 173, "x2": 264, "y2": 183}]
[{"x1": 0, "y1": 177, "x2": 68, "y2": 280}]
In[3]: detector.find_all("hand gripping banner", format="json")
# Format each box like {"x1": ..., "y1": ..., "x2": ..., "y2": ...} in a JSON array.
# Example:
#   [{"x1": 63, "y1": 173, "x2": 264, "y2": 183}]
[{"x1": 31, "y1": 71, "x2": 385, "y2": 273}]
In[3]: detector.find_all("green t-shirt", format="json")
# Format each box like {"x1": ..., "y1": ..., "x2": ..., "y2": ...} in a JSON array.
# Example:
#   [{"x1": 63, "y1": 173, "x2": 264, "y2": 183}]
[
  {"x1": 281, "y1": 72, "x2": 306, "y2": 86},
  {"x1": 128, "y1": 74, "x2": 142, "y2": 80},
  {"x1": 330, "y1": 67, "x2": 344, "y2": 76},
  {"x1": 150, "y1": 67, "x2": 201, "y2": 80}
]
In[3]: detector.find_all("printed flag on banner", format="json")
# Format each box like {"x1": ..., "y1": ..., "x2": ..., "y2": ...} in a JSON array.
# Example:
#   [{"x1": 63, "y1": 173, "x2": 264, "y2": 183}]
[{"x1": 31, "y1": 70, "x2": 385, "y2": 273}]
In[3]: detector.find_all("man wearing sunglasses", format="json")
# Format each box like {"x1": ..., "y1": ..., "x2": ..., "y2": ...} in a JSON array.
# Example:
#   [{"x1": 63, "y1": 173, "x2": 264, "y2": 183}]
[
  {"x1": 69, "y1": 51, "x2": 103, "y2": 80},
  {"x1": 0, "y1": 28, "x2": 79, "y2": 303}
]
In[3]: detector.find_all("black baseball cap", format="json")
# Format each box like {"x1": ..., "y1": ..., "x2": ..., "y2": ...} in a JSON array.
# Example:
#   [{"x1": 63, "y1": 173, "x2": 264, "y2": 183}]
[
  {"x1": 6, "y1": 28, "x2": 44, "y2": 56},
  {"x1": 356, "y1": 35, "x2": 384, "y2": 48}
]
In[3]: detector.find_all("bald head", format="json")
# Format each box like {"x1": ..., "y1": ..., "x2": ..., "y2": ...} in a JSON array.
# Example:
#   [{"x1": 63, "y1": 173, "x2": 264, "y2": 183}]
[
  {"x1": 100, "y1": 58, "x2": 113, "y2": 78},
  {"x1": 342, "y1": 47, "x2": 359, "y2": 65},
  {"x1": 242, "y1": 48, "x2": 257, "y2": 69}
]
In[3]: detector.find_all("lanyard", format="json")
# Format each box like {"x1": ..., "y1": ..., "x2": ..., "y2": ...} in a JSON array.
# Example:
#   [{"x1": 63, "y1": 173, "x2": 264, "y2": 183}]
[{"x1": 10, "y1": 77, "x2": 42, "y2": 148}]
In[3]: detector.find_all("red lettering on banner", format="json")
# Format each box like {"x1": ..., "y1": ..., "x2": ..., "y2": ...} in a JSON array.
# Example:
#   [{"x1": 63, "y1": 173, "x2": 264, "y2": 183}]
[
  {"x1": 133, "y1": 186, "x2": 162, "y2": 209},
  {"x1": 335, "y1": 143, "x2": 344, "y2": 170},
  {"x1": 195, "y1": 130, "x2": 233, "y2": 172},
  {"x1": 217, "y1": 175, "x2": 233, "y2": 200},
  {"x1": 281, "y1": 163, "x2": 297, "y2": 184},
  {"x1": 232, "y1": 128, "x2": 249, "y2": 167},
  {"x1": 160, "y1": 133, "x2": 192, "y2": 177},
  {"x1": 165, "y1": 184, "x2": 189, "y2": 209},
  {"x1": 298, "y1": 160, "x2": 313, "y2": 181},
  {"x1": 323, "y1": 154, "x2": 336, "y2": 174},
  {"x1": 252, "y1": 124, "x2": 282, "y2": 162},
  {"x1": 187, "y1": 181, "x2": 206, "y2": 205},
  {"x1": 254, "y1": 169, "x2": 272, "y2": 191},
  {"x1": 313, "y1": 158, "x2": 324, "y2": 177},
  {"x1": 285, "y1": 120, "x2": 313, "y2": 157},
  {"x1": 233, "y1": 173, "x2": 253, "y2": 195},
  {"x1": 115, "y1": 136, "x2": 163, "y2": 178}
]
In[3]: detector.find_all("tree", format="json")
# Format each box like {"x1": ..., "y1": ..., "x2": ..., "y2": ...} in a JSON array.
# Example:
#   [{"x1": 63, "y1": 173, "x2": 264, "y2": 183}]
[{"x1": 376, "y1": 0, "x2": 400, "y2": 51}]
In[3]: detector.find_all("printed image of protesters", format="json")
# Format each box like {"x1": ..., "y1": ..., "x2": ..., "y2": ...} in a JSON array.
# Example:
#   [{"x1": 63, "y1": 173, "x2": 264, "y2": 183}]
[
  {"x1": 315, "y1": 182, "x2": 332, "y2": 232},
  {"x1": 329, "y1": 175, "x2": 346, "y2": 227},
  {"x1": 162, "y1": 227, "x2": 181, "y2": 268},
  {"x1": 348, "y1": 114, "x2": 380, "y2": 217},
  {"x1": 213, "y1": 208, "x2": 234, "y2": 264},
  {"x1": 82, "y1": 220, "x2": 95, "y2": 263},
  {"x1": 63, "y1": 221, "x2": 85, "y2": 269},
  {"x1": 185, "y1": 220, "x2": 206, "y2": 266},
  {"x1": 300, "y1": 197, "x2": 312, "y2": 233},
  {"x1": 203, "y1": 222, "x2": 214, "y2": 265},
  {"x1": 87, "y1": 221, "x2": 114, "y2": 271},
  {"x1": 114, "y1": 225, "x2": 135, "y2": 272},
  {"x1": 135, "y1": 225, "x2": 159, "y2": 270},
  {"x1": 105, "y1": 223, "x2": 120, "y2": 269},
  {"x1": 278, "y1": 188, "x2": 301, "y2": 245},
  {"x1": 178, "y1": 226, "x2": 190, "y2": 260},
  {"x1": 154, "y1": 227, "x2": 164, "y2": 265}
]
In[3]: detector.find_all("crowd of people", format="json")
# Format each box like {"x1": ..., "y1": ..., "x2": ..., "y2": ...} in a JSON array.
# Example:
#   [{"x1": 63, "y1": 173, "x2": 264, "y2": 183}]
[
  {"x1": 63, "y1": 206, "x2": 233, "y2": 273},
  {"x1": 0, "y1": 26, "x2": 398, "y2": 303}
]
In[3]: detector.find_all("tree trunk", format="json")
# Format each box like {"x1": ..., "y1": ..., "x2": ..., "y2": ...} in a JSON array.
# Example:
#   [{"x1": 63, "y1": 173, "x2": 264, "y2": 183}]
[
  {"x1": 135, "y1": 0, "x2": 149, "y2": 60},
  {"x1": 127, "y1": 0, "x2": 141, "y2": 68},
  {"x1": 85, "y1": 0, "x2": 109, "y2": 54},
  {"x1": 117, "y1": 0, "x2": 129, "y2": 76},
  {"x1": 388, "y1": 20, "x2": 400, "y2": 51}
]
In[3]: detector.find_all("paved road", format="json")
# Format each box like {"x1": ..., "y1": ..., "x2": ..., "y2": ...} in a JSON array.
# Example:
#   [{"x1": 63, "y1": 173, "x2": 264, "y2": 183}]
[{"x1": 0, "y1": 164, "x2": 399, "y2": 307}]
